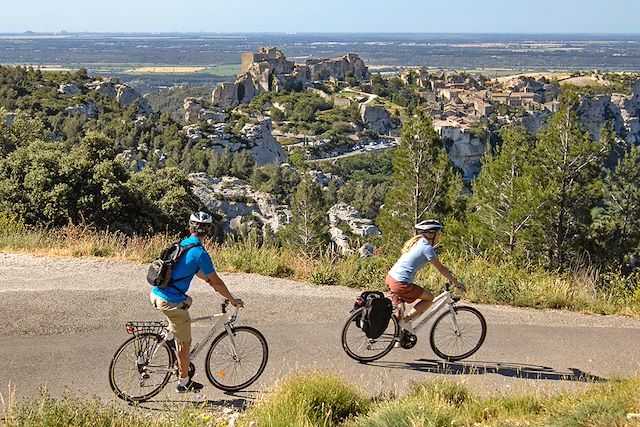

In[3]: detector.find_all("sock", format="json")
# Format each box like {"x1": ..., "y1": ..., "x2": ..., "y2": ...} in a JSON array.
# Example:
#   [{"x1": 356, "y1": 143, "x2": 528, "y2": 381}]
[{"x1": 179, "y1": 377, "x2": 189, "y2": 386}]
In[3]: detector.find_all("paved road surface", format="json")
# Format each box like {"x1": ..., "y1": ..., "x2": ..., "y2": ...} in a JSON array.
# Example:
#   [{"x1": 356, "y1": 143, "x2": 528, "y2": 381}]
[{"x1": 2, "y1": 253, "x2": 640, "y2": 408}]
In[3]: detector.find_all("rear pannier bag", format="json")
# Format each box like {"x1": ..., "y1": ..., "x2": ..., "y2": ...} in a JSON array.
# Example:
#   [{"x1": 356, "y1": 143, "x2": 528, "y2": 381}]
[{"x1": 358, "y1": 291, "x2": 392, "y2": 339}]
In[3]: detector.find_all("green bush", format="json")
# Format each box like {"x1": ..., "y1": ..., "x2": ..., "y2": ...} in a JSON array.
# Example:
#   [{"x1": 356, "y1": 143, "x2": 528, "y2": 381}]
[
  {"x1": 483, "y1": 275, "x2": 520, "y2": 303},
  {"x1": 309, "y1": 269, "x2": 340, "y2": 286},
  {"x1": 243, "y1": 373, "x2": 370, "y2": 427}
]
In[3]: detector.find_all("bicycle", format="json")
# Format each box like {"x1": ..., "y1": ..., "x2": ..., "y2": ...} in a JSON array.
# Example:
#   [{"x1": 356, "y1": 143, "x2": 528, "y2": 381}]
[
  {"x1": 108, "y1": 300, "x2": 268, "y2": 403},
  {"x1": 341, "y1": 283, "x2": 486, "y2": 363}
]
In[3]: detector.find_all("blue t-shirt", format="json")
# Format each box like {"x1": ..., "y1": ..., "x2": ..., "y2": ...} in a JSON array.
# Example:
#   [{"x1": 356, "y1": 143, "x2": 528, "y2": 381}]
[
  {"x1": 387, "y1": 238, "x2": 437, "y2": 283},
  {"x1": 151, "y1": 236, "x2": 215, "y2": 304}
]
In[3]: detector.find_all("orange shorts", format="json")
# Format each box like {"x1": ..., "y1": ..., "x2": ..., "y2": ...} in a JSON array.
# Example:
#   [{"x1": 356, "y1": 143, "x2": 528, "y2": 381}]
[{"x1": 385, "y1": 274, "x2": 425, "y2": 304}]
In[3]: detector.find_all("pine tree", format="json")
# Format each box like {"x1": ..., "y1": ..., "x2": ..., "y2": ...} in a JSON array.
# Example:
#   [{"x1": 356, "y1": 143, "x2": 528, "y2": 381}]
[
  {"x1": 592, "y1": 144, "x2": 640, "y2": 266},
  {"x1": 532, "y1": 92, "x2": 611, "y2": 270},
  {"x1": 377, "y1": 110, "x2": 462, "y2": 251},
  {"x1": 281, "y1": 178, "x2": 327, "y2": 256},
  {"x1": 469, "y1": 125, "x2": 543, "y2": 260}
]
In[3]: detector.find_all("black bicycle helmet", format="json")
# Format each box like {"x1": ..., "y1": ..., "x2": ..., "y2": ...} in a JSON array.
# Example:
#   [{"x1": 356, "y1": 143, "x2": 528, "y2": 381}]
[
  {"x1": 414, "y1": 219, "x2": 444, "y2": 233},
  {"x1": 189, "y1": 211, "x2": 213, "y2": 233}
]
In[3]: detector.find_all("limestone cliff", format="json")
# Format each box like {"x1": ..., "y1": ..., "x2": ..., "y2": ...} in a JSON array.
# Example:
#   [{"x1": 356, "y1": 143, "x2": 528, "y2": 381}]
[{"x1": 189, "y1": 173, "x2": 291, "y2": 235}]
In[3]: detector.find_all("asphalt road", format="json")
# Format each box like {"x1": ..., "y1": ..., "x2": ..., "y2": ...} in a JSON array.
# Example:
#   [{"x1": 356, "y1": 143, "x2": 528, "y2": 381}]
[{"x1": 2, "y1": 253, "x2": 640, "y2": 408}]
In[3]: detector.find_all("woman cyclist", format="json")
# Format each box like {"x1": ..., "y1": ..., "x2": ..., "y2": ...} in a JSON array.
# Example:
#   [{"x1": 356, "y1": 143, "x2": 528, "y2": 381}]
[{"x1": 385, "y1": 220, "x2": 464, "y2": 328}]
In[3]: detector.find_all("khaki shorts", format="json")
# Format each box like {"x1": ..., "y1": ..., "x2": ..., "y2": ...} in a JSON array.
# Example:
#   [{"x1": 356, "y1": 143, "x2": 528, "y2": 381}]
[{"x1": 150, "y1": 294, "x2": 191, "y2": 343}]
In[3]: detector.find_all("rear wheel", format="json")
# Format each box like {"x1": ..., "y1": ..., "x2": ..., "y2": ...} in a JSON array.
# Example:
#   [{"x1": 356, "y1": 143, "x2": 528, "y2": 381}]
[
  {"x1": 341, "y1": 308, "x2": 398, "y2": 362},
  {"x1": 108, "y1": 333, "x2": 175, "y2": 403},
  {"x1": 205, "y1": 326, "x2": 268, "y2": 392},
  {"x1": 429, "y1": 306, "x2": 487, "y2": 361}
]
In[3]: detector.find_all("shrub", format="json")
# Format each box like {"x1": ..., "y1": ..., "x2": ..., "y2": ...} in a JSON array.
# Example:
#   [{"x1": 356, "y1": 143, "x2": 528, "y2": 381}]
[{"x1": 243, "y1": 373, "x2": 370, "y2": 427}]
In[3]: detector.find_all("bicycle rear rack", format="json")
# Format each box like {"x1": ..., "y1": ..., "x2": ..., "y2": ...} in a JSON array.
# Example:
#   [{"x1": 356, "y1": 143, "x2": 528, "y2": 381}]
[{"x1": 125, "y1": 321, "x2": 167, "y2": 337}]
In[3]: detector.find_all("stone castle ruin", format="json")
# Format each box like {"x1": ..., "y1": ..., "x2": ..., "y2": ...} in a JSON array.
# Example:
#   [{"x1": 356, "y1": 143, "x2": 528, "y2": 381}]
[{"x1": 212, "y1": 47, "x2": 370, "y2": 107}]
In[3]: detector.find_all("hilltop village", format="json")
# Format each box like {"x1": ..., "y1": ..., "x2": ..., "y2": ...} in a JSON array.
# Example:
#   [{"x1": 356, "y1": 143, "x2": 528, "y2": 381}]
[{"x1": 179, "y1": 46, "x2": 640, "y2": 181}]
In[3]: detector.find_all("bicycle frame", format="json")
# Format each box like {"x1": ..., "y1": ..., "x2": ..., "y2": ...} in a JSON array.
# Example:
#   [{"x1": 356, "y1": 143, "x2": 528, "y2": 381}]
[
  {"x1": 188, "y1": 309, "x2": 238, "y2": 360},
  {"x1": 396, "y1": 289, "x2": 459, "y2": 336},
  {"x1": 148, "y1": 306, "x2": 239, "y2": 376}
]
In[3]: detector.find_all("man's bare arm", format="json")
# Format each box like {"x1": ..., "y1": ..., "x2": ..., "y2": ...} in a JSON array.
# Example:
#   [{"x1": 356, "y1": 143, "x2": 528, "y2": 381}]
[{"x1": 199, "y1": 271, "x2": 242, "y2": 307}]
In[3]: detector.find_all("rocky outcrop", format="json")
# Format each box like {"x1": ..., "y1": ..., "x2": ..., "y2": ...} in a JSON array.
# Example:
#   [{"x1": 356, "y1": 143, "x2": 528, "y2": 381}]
[
  {"x1": 445, "y1": 135, "x2": 486, "y2": 181},
  {"x1": 328, "y1": 203, "x2": 380, "y2": 237},
  {"x1": 58, "y1": 83, "x2": 80, "y2": 95},
  {"x1": 184, "y1": 98, "x2": 225, "y2": 124},
  {"x1": 87, "y1": 78, "x2": 152, "y2": 115},
  {"x1": 116, "y1": 147, "x2": 166, "y2": 172},
  {"x1": 239, "y1": 120, "x2": 287, "y2": 165},
  {"x1": 189, "y1": 173, "x2": 291, "y2": 235},
  {"x1": 504, "y1": 80, "x2": 640, "y2": 144},
  {"x1": 64, "y1": 101, "x2": 98, "y2": 119},
  {"x1": 185, "y1": 118, "x2": 286, "y2": 165},
  {"x1": 308, "y1": 170, "x2": 345, "y2": 187},
  {"x1": 306, "y1": 53, "x2": 370, "y2": 81},
  {"x1": 213, "y1": 47, "x2": 370, "y2": 107},
  {"x1": 327, "y1": 203, "x2": 380, "y2": 255},
  {"x1": 359, "y1": 104, "x2": 393, "y2": 134}
]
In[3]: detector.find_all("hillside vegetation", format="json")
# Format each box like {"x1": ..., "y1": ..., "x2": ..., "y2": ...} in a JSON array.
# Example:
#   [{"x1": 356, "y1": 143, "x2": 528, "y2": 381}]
[{"x1": 0, "y1": 65, "x2": 639, "y2": 318}]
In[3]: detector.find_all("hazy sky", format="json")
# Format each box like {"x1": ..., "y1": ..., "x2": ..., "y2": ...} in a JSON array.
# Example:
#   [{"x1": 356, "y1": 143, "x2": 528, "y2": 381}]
[{"x1": 1, "y1": 0, "x2": 638, "y2": 34}]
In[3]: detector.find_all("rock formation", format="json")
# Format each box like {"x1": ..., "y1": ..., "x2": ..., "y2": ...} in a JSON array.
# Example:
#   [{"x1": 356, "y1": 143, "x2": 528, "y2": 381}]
[
  {"x1": 213, "y1": 47, "x2": 370, "y2": 107},
  {"x1": 58, "y1": 82, "x2": 80, "y2": 95},
  {"x1": 64, "y1": 101, "x2": 97, "y2": 119},
  {"x1": 87, "y1": 78, "x2": 152, "y2": 115},
  {"x1": 359, "y1": 104, "x2": 393, "y2": 134},
  {"x1": 184, "y1": 98, "x2": 225, "y2": 124},
  {"x1": 183, "y1": 118, "x2": 286, "y2": 166},
  {"x1": 327, "y1": 203, "x2": 380, "y2": 255},
  {"x1": 189, "y1": 173, "x2": 291, "y2": 235}
]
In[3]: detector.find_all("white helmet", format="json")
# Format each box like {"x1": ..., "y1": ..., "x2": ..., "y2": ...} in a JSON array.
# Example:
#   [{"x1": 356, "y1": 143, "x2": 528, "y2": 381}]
[
  {"x1": 189, "y1": 211, "x2": 213, "y2": 233},
  {"x1": 415, "y1": 219, "x2": 444, "y2": 233}
]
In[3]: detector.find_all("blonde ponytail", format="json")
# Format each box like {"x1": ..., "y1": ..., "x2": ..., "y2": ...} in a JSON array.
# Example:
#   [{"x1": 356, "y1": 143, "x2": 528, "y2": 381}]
[{"x1": 401, "y1": 235, "x2": 423, "y2": 254}]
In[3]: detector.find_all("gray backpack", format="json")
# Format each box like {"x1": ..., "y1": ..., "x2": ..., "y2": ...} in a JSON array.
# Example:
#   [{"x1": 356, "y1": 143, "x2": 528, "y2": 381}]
[{"x1": 146, "y1": 242, "x2": 201, "y2": 296}]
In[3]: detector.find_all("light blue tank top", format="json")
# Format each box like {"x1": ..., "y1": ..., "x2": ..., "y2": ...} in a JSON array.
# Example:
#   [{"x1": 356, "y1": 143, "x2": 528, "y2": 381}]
[{"x1": 387, "y1": 238, "x2": 437, "y2": 283}]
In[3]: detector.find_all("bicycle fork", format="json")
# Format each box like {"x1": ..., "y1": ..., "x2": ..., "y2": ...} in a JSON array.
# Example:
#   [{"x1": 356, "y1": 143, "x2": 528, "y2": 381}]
[
  {"x1": 223, "y1": 324, "x2": 240, "y2": 362},
  {"x1": 447, "y1": 303, "x2": 462, "y2": 336}
]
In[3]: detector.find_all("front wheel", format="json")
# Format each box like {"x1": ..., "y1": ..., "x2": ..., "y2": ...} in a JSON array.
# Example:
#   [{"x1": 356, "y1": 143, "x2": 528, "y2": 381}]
[
  {"x1": 205, "y1": 326, "x2": 268, "y2": 392},
  {"x1": 429, "y1": 306, "x2": 487, "y2": 362},
  {"x1": 108, "y1": 333, "x2": 175, "y2": 403},
  {"x1": 341, "y1": 308, "x2": 398, "y2": 362}
]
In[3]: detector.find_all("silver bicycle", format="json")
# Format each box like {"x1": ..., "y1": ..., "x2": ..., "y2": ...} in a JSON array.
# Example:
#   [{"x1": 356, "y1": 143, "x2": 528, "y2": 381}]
[
  {"x1": 342, "y1": 283, "x2": 486, "y2": 362},
  {"x1": 108, "y1": 300, "x2": 268, "y2": 403}
]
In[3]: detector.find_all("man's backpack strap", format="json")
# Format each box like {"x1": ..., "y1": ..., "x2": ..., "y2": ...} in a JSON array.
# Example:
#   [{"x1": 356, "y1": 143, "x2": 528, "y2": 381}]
[{"x1": 167, "y1": 243, "x2": 203, "y2": 297}]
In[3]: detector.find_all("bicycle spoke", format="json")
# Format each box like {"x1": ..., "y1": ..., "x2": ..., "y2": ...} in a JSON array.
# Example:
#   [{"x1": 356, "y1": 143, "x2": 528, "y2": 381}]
[
  {"x1": 342, "y1": 309, "x2": 398, "y2": 362},
  {"x1": 430, "y1": 306, "x2": 487, "y2": 361},
  {"x1": 205, "y1": 326, "x2": 268, "y2": 391},
  {"x1": 109, "y1": 334, "x2": 174, "y2": 402}
]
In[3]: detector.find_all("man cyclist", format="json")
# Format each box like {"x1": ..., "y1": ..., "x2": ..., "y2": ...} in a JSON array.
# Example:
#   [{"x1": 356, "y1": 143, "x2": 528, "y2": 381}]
[
  {"x1": 150, "y1": 211, "x2": 243, "y2": 393},
  {"x1": 386, "y1": 220, "x2": 464, "y2": 329}
]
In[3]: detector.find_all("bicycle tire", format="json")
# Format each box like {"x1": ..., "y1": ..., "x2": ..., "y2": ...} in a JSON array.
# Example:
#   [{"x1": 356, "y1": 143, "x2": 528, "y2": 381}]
[
  {"x1": 429, "y1": 306, "x2": 487, "y2": 362},
  {"x1": 204, "y1": 326, "x2": 268, "y2": 392},
  {"x1": 341, "y1": 307, "x2": 399, "y2": 362},
  {"x1": 108, "y1": 333, "x2": 175, "y2": 403}
]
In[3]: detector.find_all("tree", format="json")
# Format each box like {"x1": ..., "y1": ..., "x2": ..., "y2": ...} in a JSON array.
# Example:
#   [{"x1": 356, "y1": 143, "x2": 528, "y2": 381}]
[
  {"x1": 280, "y1": 178, "x2": 328, "y2": 255},
  {"x1": 377, "y1": 110, "x2": 462, "y2": 251},
  {"x1": 532, "y1": 92, "x2": 611, "y2": 270},
  {"x1": 469, "y1": 125, "x2": 544, "y2": 260},
  {"x1": 591, "y1": 144, "x2": 640, "y2": 267}
]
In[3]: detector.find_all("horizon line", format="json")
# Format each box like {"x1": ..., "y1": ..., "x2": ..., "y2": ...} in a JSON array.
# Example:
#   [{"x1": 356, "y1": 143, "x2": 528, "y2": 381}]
[{"x1": 2, "y1": 31, "x2": 640, "y2": 36}]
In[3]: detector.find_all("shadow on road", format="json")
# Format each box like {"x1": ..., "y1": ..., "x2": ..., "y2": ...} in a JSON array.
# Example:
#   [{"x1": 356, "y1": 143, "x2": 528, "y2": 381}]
[
  {"x1": 370, "y1": 359, "x2": 606, "y2": 382},
  {"x1": 131, "y1": 390, "x2": 256, "y2": 410}
]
